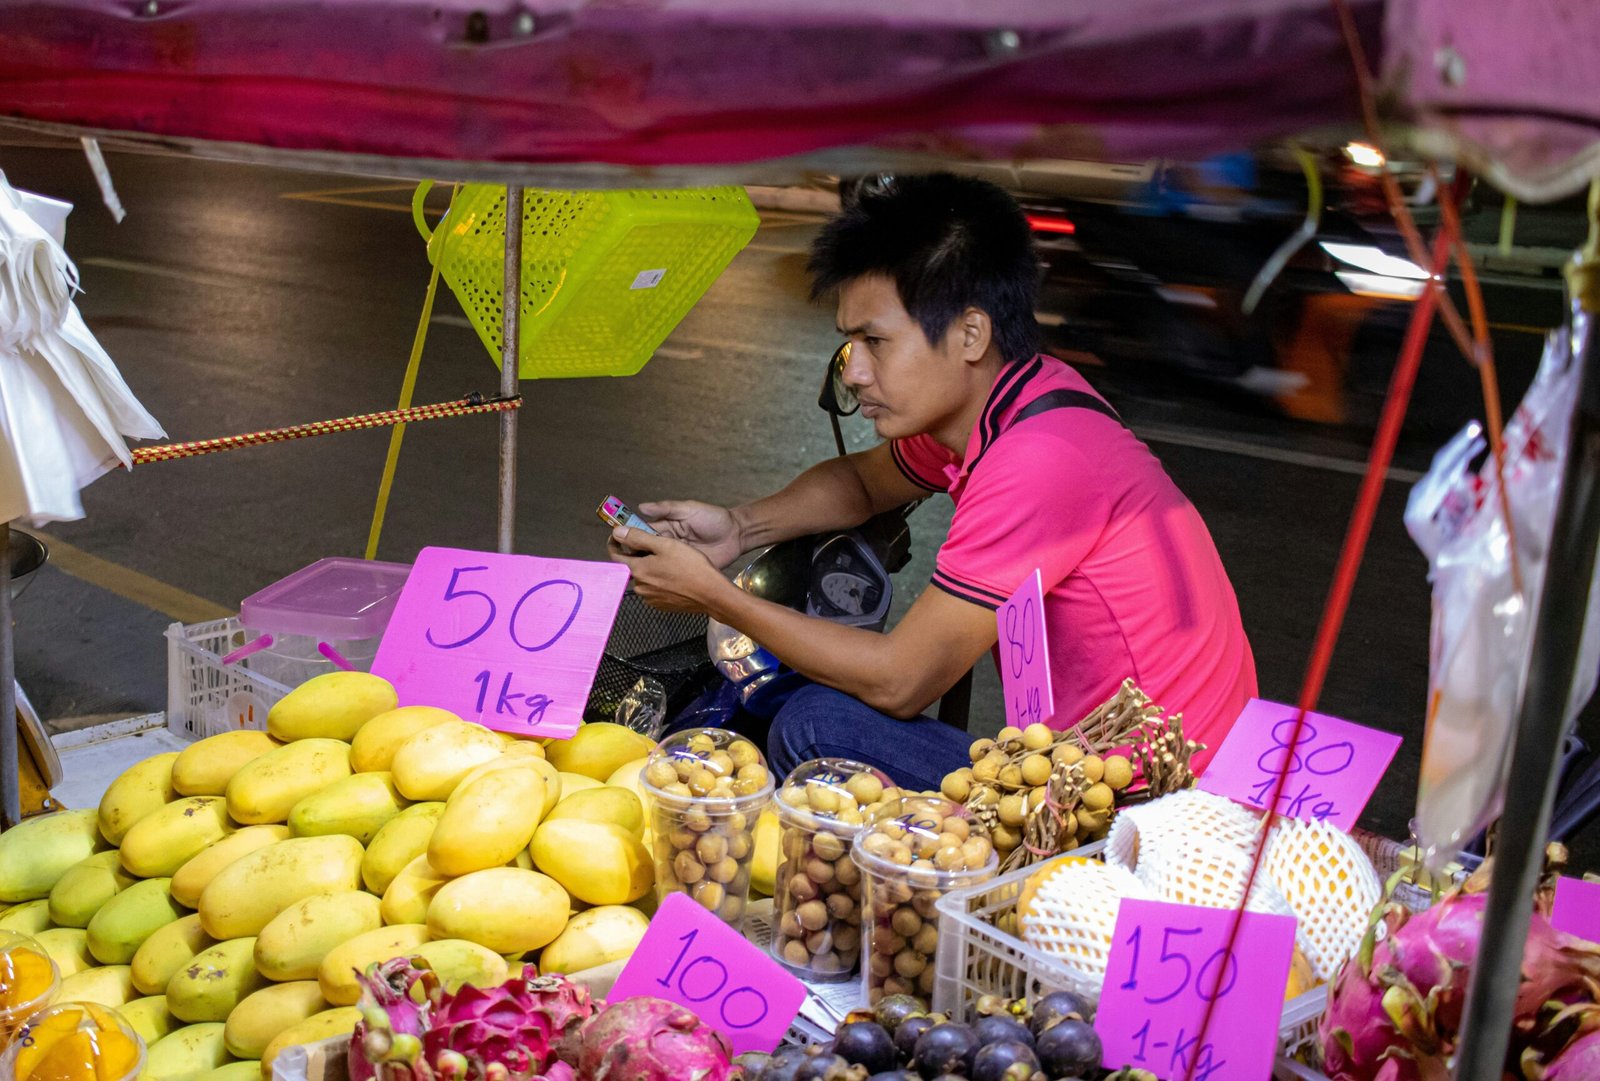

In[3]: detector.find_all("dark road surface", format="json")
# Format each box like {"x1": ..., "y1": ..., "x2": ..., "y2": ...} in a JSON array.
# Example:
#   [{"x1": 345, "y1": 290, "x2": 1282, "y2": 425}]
[{"x1": 2, "y1": 139, "x2": 1592, "y2": 865}]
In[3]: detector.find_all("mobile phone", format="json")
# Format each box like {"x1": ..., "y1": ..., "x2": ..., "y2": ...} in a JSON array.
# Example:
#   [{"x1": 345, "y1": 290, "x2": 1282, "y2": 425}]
[{"x1": 597, "y1": 496, "x2": 658, "y2": 535}]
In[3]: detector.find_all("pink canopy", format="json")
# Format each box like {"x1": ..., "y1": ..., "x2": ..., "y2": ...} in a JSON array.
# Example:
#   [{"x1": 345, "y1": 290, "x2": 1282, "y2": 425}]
[{"x1": 1, "y1": 0, "x2": 1596, "y2": 199}]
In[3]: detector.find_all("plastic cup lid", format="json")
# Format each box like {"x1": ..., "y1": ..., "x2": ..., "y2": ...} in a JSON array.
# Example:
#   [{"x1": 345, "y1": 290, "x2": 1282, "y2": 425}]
[
  {"x1": 240, "y1": 556, "x2": 412, "y2": 640},
  {"x1": 775, "y1": 757, "x2": 896, "y2": 832},
  {"x1": 851, "y1": 794, "x2": 998, "y2": 885},
  {"x1": 642, "y1": 727, "x2": 772, "y2": 809}
]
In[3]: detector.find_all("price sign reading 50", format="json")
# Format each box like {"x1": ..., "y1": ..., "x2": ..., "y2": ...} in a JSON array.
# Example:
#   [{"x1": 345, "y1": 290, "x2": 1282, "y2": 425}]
[
  {"x1": 608, "y1": 894, "x2": 806, "y2": 1054},
  {"x1": 1198, "y1": 699, "x2": 1403, "y2": 832},
  {"x1": 997, "y1": 570, "x2": 1055, "y2": 729},
  {"x1": 1095, "y1": 900, "x2": 1297, "y2": 1081},
  {"x1": 372, "y1": 547, "x2": 629, "y2": 739}
]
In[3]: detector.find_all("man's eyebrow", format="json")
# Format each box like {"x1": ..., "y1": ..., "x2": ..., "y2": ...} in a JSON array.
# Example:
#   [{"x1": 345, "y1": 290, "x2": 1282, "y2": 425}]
[{"x1": 838, "y1": 322, "x2": 874, "y2": 337}]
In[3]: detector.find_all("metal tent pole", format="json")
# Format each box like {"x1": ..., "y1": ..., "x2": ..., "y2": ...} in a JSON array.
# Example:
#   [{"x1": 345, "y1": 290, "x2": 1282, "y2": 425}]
[
  {"x1": 497, "y1": 186, "x2": 523, "y2": 555},
  {"x1": 0, "y1": 523, "x2": 19, "y2": 827},
  {"x1": 1454, "y1": 307, "x2": 1599, "y2": 1080}
]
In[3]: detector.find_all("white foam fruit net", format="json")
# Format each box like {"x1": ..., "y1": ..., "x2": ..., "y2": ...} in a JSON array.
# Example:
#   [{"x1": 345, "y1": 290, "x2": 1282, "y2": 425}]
[
  {"x1": 1019, "y1": 857, "x2": 1150, "y2": 1000},
  {"x1": 1262, "y1": 817, "x2": 1382, "y2": 982},
  {"x1": 1103, "y1": 787, "x2": 1266, "y2": 874},
  {"x1": 1134, "y1": 830, "x2": 1300, "y2": 924}
]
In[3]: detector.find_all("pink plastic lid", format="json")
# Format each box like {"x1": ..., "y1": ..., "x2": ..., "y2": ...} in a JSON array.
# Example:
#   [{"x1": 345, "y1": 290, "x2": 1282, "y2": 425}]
[{"x1": 239, "y1": 557, "x2": 412, "y2": 641}]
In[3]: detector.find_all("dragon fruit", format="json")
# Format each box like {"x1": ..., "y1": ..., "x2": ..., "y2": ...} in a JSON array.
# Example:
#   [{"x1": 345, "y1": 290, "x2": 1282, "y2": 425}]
[
  {"x1": 1319, "y1": 859, "x2": 1600, "y2": 1081},
  {"x1": 559, "y1": 996, "x2": 734, "y2": 1081},
  {"x1": 351, "y1": 957, "x2": 594, "y2": 1081},
  {"x1": 1541, "y1": 1028, "x2": 1600, "y2": 1080}
]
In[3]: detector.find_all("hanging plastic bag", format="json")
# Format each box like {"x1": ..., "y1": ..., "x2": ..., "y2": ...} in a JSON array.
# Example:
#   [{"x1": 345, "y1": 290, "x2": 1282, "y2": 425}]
[{"x1": 1411, "y1": 303, "x2": 1594, "y2": 867}]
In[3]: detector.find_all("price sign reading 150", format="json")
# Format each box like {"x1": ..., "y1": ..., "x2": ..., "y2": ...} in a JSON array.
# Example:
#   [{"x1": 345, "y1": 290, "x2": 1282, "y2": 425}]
[{"x1": 372, "y1": 547, "x2": 629, "y2": 739}]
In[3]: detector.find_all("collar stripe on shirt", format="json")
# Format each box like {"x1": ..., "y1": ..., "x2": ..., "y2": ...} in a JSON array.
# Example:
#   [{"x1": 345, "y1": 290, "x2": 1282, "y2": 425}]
[
  {"x1": 979, "y1": 357, "x2": 1043, "y2": 451},
  {"x1": 890, "y1": 440, "x2": 946, "y2": 492}
]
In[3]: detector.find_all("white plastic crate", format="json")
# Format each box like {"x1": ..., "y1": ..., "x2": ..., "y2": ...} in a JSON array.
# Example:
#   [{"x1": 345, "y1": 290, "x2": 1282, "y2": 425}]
[
  {"x1": 931, "y1": 841, "x2": 1329, "y2": 1058},
  {"x1": 165, "y1": 617, "x2": 291, "y2": 738}
]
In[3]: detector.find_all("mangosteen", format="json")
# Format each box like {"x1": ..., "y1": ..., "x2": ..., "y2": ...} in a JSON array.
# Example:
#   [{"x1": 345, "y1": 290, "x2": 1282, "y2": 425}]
[
  {"x1": 874, "y1": 994, "x2": 929, "y2": 1034},
  {"x1": 1027, "y1": 990, "x2": 1089, "y2": 1036},
  {"x1": 893, "y1": 1016, "x2": 936, "y2": 1062},
  {"x1": 735, "y1": 1052, "x2": 775, "y2": 1081},
  {"x1": 763, "y1": 1048, "x2": 814, "y2": 1081},
  {"x1": 970, "y1": 1041, "x2": 1040, "y2": 1081},
  {"x1": 865, "y1": 1073, "x2": 918, "y2": 1081},
  {"x1": 1034, "y1": 1019, "x2": 1102, "y2": 1078},
  {"x1": 911, "y1": 1023, "x2": 979, "y2": 1078},
  {"x1": 795, "y1": 1050, "x2": 854, "y2": 1081},
  {"x1": 972, "y1": 1014, "x2": 1034, "y2": 1050},
  {"x1": 833, "y1": 1023, "x2": 898, "y2": 1075}
]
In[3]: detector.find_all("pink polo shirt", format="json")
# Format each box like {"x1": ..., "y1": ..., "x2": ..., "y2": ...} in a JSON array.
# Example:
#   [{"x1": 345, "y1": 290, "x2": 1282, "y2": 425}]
[{"x1": 891, "y1": 355, "x2": 1256, "y2": 771}]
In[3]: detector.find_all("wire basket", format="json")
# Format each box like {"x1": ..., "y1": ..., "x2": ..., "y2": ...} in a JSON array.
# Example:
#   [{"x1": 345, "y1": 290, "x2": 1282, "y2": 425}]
[
  {"x1": 165, "y1": 618, "x2": 291, "y2": 739},
  {"x1": 583, "y1": 591, "x2": 713, "y2": 723},
  {"x1": 413, "y1": 184, "x2": 759, "y2": 379}
]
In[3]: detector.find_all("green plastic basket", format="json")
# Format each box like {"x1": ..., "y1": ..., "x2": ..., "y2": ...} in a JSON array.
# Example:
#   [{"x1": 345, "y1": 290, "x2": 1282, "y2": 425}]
[{"x1": 413, "y1": 183, "x2": 759, "y2": 379}]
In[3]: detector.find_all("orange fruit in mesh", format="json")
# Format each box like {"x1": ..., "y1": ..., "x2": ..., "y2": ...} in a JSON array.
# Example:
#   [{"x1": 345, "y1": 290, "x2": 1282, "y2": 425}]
[
  {"x1": 0, "y1": 948, "x2": 55, "y2": 1012},
  {"x1": 9, "y1": 1004, "x2": 142, "y2": 1081}
]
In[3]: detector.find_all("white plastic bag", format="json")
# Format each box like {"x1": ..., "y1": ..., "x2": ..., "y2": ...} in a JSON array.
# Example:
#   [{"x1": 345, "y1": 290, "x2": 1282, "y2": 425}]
[{"x1": 1410, "y1": 304, "x2": 1596, "y2": 867}]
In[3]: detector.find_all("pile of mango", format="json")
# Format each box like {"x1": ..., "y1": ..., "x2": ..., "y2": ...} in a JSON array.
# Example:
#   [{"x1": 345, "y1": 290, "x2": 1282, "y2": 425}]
[{"x1": 0, "y1": 673, "x2": 663, "y2": 1081}]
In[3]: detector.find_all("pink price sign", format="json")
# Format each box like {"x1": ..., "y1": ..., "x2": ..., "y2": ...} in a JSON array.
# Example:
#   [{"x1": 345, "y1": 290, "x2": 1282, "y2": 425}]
[
  {"x1": 1197, "y1": 698, "x2": 1402, "y2": 831},
  {"x1": 1095, "y1": 899, "x2": 1296, "y2": 1081},
  {"x1": 1551, "y1": 877, "x2": 1600, "y2": 943},
  {"x1": 997, "y1": 569, "x2": 1055, "y2": 728},
  {"x1": 371, "y1": 547, "x2": 629, "y2": 739},
  {"x1": 608, "y1": 893, "x2": 806, "y2": 1055}
]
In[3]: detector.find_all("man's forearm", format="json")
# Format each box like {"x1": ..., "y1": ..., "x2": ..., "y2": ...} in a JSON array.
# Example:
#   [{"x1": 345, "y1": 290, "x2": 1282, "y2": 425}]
[{"x1": 731, "y1": 456, "x2": 877, "y2": 551}]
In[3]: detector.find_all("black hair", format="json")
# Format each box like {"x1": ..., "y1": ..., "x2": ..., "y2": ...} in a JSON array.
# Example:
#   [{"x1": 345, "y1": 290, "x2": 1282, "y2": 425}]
[{"x1": 808, "y1": 173, "x2": 1040, "y2": 364}]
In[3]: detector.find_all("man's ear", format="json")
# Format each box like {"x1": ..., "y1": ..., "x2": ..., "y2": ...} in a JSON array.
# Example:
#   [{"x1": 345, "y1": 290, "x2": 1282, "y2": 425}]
[{"x1": 957, "y1": 307, "x2": 993, "y2": 362}]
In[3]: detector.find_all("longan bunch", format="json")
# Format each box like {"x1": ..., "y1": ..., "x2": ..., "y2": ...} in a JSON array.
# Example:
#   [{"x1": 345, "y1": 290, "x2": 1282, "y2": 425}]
[{"x1": 1128, "y1": 713, "x2": 1203, "y2": 798}]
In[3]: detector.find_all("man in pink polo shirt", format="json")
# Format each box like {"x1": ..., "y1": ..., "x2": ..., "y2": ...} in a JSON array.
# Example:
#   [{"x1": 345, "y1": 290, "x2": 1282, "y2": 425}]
[{"x1": 608, "y1": 174, "x2": 1257, "y2": 792}]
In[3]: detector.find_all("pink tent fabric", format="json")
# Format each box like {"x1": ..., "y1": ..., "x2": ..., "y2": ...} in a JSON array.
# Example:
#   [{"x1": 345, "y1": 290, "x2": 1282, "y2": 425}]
[{"x1": 1, "y1": 0, "x2": 1596, "y2": 198}]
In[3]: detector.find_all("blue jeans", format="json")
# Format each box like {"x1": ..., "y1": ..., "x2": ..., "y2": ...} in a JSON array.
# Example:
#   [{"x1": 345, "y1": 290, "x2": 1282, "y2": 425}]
[{"x1": 766, "y1": 684, "x2": 973, "y2": 794}]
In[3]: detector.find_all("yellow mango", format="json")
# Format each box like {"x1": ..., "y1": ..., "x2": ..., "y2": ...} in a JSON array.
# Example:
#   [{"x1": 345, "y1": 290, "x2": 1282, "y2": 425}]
[
  {"x1": 0, "y1": 809, "x2": 107, "y2": 902},
  {"x1": 97, "y1": 754, "x2": 179, "y2": 846},
  {"x1": 380, "y1": 856, "x2": 448, "y2": 927},
  {"x1": 259, "y1": 1008, "x2": 360, "y2": 1080},
  {"x1": 198, "y1": 835, "x2": 363, "y2": 940},
  {"x1": 316, "y1": 925, "x2": 430, "y2": 1006},
  {"x1": 605, "y1": 757, "x2": 649, "y2": 800},
  {"x1": 131, "y1": 914, "x2": 215, "y2": 996},
  {"x1": 350, "y1": 707, "x2": 458, "y2": 773},
  {"x1": 411, "y1": 939, "x2": 508, "y2": 992},
  {"x1": 360, "y1": 803, "x2": 445, "y2": 895},
  {"x1": 288, "y1": 772, "x2": 408, "y2": 845},
  {"x1": 87, "y1": 877, "x2": 185, "y2": 965},
  {"x1": 54, "y1": 964, "x2": 137, "y2": 1008},
  {"x1": 223, "y1": 981, "x2": 326, "y2": 1059},
  {"x1": 522, "y1": 757, "x2": 562, "y2": 818},
  {"x1": 198, "y1": 1063, "x2": 265, "y2": 1081},
  {"x1": 49, "y1": 851, "x2": 137, "y2": 928},
  {"x1": 226, "y1": 739, "x2": 352, "y2": 825},
  {"x1": 254, "y1": 891, "x2": 382, "y2": 982},
  {"x1": 543, "y1": 786, "x2": 644, "y2": 837},
  {"x1": 266, "y1": 671, "x2": 398, "y2": 742},
  {"x1": 529, "y1": 819, "x2": 652, "y2": 906},
  {"x1": 390, "y1": 722, "x2": 505, "y2": 801},
  {"x1": 119, "y1": 995, "x2": 180, "y2": 1046},
  {"x1": 167, "y1": 937, "x2": 269, "y2": 1023},
  {"x1": 749, "y1": 809, "x2": 779, "y2": 897},
  {"x1": 172, "y1": 731, "x2": 282, "y2": 797},
  {"x1": 145, "y1": 1022, "x2": 233, "y2": 1081},
  {"x1": 428, "y1": 765, "x2": 545, "y2": 876},
  {"x1": 0, "y1": 900, "x2": 52, "y2": 935},
  {"x1": 121, "y1": 797, "x2": 234, "y2": 878},
  {"x1": 170, "y1": 826, "x2": 293, "y2": 909},
  {"x1": 544, "y1": 723, "x2": 654, "y2": 781},
  {"x1": 34, "y1": 929, "x2": 94, "y2": 978},
  {"x1": 557, "y1": 773, "x2": 602, "y2": 797},
  {"x1": 507, "y1": 849, "x2": 534, "y2": 871},
  {"x1": 426, "y1": 868, "x2": 567, "y2": 955},
  {"x1": 538, "y1": 905, "x2": 650, "y2": 974}
]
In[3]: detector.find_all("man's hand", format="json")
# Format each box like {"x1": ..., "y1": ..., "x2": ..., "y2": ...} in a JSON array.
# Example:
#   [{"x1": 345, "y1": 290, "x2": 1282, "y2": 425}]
[
  {"x1": 607, "y1": 527, "x2": 733, "y2": 614},
  {"x1": 638, "y1": 500, "x2": 746, "y2": 569}
]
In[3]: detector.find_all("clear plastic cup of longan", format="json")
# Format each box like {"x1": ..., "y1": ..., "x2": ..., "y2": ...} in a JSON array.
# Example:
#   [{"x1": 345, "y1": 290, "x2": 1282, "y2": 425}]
[
  {"x1": 850, "y1": 795, "x2": 998, "y2": 1007},
  {"x1": 641, "y1": 727, "x2": 773, "y2": 929},
  {"x1": 769, "y1": 758, "x2": 903, "y2": 981}
]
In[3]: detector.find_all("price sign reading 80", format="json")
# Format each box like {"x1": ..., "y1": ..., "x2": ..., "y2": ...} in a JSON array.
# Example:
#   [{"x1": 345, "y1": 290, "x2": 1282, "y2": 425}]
[
  {"x1": 997, "y1": 570, "x2": 1055, "y2": 730},
  {"x1": 1095, "y1": 900, "x2": 1296, "y2": 1081},
  {"x1": 608, "y1": 893, "x2": 806, "y2": 1055},
  {"x1": 372, "y1": 547, "x2": 630, "y2": 739}
]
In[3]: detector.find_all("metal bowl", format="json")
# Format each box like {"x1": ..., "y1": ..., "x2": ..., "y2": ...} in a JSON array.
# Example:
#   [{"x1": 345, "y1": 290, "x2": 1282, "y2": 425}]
[{"x1": 7, "y1": 530, "x2": 47, "y2": 602}]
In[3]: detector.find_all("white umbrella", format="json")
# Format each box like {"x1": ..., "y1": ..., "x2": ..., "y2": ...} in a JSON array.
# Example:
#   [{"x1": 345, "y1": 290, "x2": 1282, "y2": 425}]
[{"x1": 0, "y1": 170, "x2": 163, "y2": 527}]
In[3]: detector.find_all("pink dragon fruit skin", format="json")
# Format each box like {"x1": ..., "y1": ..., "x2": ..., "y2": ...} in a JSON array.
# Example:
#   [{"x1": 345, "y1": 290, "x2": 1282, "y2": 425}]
[
  {"x1": 423, "y1": 976, "x2": 596, "y2": 1081},
  {"x1": 560, "y1": 996, "x2": 734, "y2": 1081},
  {"x1": 1542, "y1": 1028, "x2": 1600, "y2": 1080},
  {"x1": 353, "y1": 957, "x2": 435, "y2": 1081}
]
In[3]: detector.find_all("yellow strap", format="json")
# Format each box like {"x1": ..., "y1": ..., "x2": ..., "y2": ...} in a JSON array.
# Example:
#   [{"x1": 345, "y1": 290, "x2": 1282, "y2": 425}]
[{"x1": 366, "y1": 186, "x2": 453, "y2": 560}]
